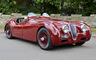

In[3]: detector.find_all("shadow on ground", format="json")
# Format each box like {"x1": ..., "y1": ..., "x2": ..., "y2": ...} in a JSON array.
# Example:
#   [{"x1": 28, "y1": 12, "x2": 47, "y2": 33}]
[{"x1": 8, "y1": 37, "x2": 89, "y2": 51}]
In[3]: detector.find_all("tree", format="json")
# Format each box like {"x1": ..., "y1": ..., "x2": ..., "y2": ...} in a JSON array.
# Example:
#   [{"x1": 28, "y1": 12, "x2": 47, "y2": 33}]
[
  {"x1": 33, "y1": 0, "x2": 61, "y2": 14},
  {"x1": 82, "y1": 0, "x2": 96, "y2": 16},
  {"x1": 0, "y1": 0, "x2": 96, "y2": 16}
]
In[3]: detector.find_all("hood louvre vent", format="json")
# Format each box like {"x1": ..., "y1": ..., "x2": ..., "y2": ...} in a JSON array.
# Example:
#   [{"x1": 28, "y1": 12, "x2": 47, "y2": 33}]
[{"x1": 69, "y1": 23, "x2": 77, "y2": 40}]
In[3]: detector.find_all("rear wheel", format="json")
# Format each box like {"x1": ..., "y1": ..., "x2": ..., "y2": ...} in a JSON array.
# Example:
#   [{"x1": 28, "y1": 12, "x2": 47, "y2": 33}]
[
  {"x1": 37, "y1": 28, "x2": 53, "y2": 50},
  {"x1": 5, "y1": 25, "x2": 13, "y2": 39}
]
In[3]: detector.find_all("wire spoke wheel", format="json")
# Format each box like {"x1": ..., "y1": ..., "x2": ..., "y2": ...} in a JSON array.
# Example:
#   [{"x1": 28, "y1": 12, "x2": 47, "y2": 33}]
[
  {"x1": 39, "y1": 31, "x2": 48, "y2": 47},
  {"x1": 5, "y1": 25, "x2": 13, "y2": 39},
  {"x1": 6, "y1": 26, "x2": 11, "y2": 37},
  {"x1": 37, "y1": 28, "x2": 53, "y2": 50}
]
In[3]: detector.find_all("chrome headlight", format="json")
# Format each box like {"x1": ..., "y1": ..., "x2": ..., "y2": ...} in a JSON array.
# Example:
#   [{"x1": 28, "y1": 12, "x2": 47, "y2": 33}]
[
  {"x1": 62, "y1": 25, "x2": 69, "y2": 33},
  {"x1": 81, "y1": 24, "x2": 87, "y2": 32}
]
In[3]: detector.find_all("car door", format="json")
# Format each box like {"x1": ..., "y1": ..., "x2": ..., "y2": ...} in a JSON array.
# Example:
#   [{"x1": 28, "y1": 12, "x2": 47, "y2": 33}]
[
  {"x1": 13, "y1": 19, "x2": 25, "y2": 38},
  {"x1": 23, "y1": 18, "x2": 38, "y2": 41}
]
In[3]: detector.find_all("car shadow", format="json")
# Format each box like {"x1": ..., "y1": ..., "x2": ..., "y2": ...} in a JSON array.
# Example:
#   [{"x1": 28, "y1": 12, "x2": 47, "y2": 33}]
[
  {"x1": 50, "y1": 44, "x2": 90, "y2": 51},
  {"x1": 8, "y1": 37, "x2": 90, "y2": 51},
  {"x1": 13, "y1": 37, "x2": 38, "y2": 46}
]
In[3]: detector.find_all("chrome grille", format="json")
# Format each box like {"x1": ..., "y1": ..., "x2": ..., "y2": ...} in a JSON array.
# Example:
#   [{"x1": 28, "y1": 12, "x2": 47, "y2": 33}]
[{"x1": 69, "y1": 23, "x2": 77, "y2": 40}]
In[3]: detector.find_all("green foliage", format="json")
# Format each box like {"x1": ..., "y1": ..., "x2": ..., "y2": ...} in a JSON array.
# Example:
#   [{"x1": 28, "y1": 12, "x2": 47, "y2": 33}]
[
  {"x1": 0, "y1": 0, "x2": 20, "y2": 14},
  {"x1": 33, "y1": 0, "x2": 61, "y2": 14},
  {"x1": 82, "y1": 0, "x2": 96, "y2": 16},
  {"x1": 0, "y1": 0, "x2": 61, "y2": 15},
  {"x1": 60, "y1": 0, "x2": 96, "y2": 16},
  {"x1": 0, "y1": 0, "x2": 96, "y2": 16}
]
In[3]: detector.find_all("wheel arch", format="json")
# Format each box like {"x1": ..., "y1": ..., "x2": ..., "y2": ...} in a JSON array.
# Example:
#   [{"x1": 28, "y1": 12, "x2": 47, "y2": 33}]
[
  {"x1": 36, "y1": 23, "x2": 60, "y2": 45},
  {"x1": 36, "y1": 26, "x2": 47, "y2": 42},
  {"x1": 37, "y1": 26, "x2": 46, "y2": 33},
  {"x1": 4, "y1": 20, "x2": 12, "y2": 32},
  {"x1": 4, "y1": 24, "x2": 9, "y2": 32}
]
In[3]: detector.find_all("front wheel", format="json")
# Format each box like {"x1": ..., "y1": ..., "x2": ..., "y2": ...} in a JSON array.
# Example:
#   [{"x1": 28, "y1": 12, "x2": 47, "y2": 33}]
[{"x1": 37, "y1": 28, "x2": 53, "y2": 50}]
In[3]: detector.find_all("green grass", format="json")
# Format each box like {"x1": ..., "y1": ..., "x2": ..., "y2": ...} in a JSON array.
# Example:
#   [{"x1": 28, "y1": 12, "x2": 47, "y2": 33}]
[
  {"x1": 0, "y1": 26, "x2": 4, "y2": 29},
  {"x1": 91, "y1": 28, "x2": 96, "y2": 32}
]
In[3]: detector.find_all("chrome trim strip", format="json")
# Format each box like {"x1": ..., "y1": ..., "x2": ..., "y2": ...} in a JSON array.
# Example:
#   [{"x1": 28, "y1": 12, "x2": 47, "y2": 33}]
[{"x1": 69, "y1": 23, "x2": 77, "y2": 40}]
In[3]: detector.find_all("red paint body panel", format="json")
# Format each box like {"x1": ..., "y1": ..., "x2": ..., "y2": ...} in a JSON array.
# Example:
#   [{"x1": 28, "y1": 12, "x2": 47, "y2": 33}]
[{"x1": 5, "y1": 16, "x2": 91, "y2": 46}]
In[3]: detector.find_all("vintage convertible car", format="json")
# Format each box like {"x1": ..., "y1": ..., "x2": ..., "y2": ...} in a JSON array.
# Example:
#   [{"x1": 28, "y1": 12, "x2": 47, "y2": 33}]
[{"x1": 4, "y1": 12, "x2": 91, "y2": 50}]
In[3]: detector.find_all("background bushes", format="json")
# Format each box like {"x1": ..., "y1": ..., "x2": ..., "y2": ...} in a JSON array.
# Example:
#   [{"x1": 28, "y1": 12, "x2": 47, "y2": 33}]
[{"x1": 0, "y1": 0, "x2": 96, "y2": 16}]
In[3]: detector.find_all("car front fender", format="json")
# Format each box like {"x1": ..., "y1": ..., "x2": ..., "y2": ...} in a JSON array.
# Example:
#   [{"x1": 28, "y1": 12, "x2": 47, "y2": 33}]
[{"x1": 37, "y1": 22, "x2": 61, "y2": 45}]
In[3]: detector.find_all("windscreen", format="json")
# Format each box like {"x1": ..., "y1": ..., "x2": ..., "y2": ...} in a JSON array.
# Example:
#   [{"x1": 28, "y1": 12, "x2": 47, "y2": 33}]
[
  {"x1": 28, "y1": 12, "x2": 36, "y2": 17},
  {"x1": 42, "y1": 13, "x2": 50, "y2": 17}
]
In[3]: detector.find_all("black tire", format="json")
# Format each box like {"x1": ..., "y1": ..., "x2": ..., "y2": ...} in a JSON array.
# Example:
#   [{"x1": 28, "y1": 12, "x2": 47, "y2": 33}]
[
  {"x1": 5, "y1": 24, "x2": 13, "y2": 39},
  {"x1": 37, "y1": 28, "x2": 53, "y2": 50},
  {"x1": 76, "y1": 42, "x2": 85, "y2": 46}
]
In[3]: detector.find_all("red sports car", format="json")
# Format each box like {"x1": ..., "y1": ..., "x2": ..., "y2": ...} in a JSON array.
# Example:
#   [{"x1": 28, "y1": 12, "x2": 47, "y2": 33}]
[{"x1": 5, "y1": 12, "x2": 91, "y2": 50}]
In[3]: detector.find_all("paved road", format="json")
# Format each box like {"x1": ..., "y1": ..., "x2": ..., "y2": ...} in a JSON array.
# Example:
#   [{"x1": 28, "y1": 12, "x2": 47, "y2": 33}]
[{"x1": 0, "y1": 33, "x2": 96, "y2": 60}]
